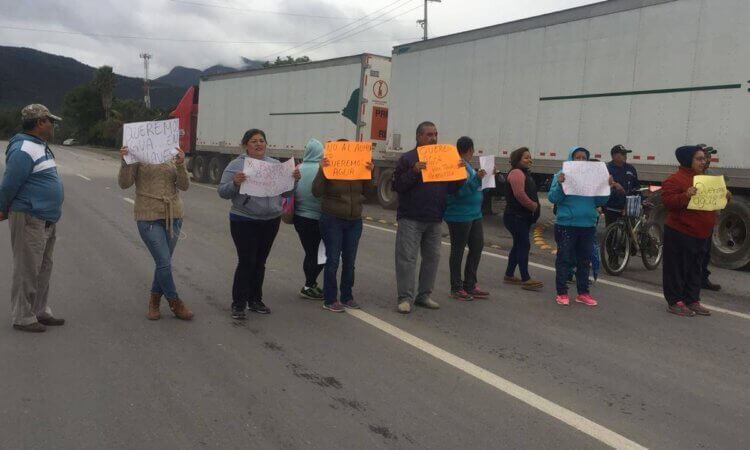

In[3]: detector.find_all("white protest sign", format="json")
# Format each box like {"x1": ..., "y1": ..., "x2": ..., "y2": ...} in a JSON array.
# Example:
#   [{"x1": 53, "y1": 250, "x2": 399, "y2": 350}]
[
  {"x1": 561, "y1": 161, "x2": 610, "y2": 197},
  {"x1": 240, "y1": 158, "x2": 296, "y2": 197},
  {"x1": 317, "y1": 241, "x2": 327, "y2": 265},
  {"x1": 122, "y1": 118, "x2": 180, "y2": 165},
  {"x1": 479, "y1": 156, "x2": 496, "y2": 190}
]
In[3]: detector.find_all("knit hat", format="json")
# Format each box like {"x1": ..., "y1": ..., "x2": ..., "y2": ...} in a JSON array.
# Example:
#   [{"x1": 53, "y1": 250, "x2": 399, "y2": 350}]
[{"x1": 675, "y1": 145, "x2": 699, "y2": 168}]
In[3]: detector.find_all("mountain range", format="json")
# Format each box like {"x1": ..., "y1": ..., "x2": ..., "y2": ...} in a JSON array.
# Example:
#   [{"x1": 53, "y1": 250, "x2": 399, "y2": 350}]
[{"x1": 0, "y1": 46, "x2": 263, "y2": 111}]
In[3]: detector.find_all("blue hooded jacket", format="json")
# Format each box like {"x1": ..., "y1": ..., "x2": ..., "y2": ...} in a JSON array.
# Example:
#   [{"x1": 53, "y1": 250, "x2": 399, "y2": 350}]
[
  {"x1": 295, "y1": 138, "x2": 323, "y2": 220},
  {"x1": 548, "y1": 146, "x2": 609, "y2": 228},
  {"x1": 444, "y1": 162, "x2": 482, "y2": 222},
  {"x1": 0, "y1": 133, "x2": 64, "y2": 222}
]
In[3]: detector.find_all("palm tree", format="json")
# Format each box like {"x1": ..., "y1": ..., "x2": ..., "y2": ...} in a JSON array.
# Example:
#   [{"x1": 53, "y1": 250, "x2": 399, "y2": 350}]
[{"x1": 93, "y1": 66, "x2": 116, "y2": 120}]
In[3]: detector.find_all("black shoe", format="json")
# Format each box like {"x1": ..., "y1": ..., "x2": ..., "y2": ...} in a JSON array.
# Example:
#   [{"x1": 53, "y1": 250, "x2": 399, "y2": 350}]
[
  {"x1": 231, "y1": 307, "x2": 246, "y2": 320},
  {"x1": 701, "y1": 279, "x2": 721, "y2": 291},
  {"x1": 249, "y1": 300, "x2": 271, "y2": 314},
  {"x1": 13, "y1": 322, "x2": 46, "y2": 332},
  {"x1": 37, "y1": 316, "x2": 65, "y2": 326}
]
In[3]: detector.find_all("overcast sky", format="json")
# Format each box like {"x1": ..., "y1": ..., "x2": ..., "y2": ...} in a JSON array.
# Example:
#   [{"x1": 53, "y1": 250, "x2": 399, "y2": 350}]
[{"x1": 0, "y1": 0, "x2": 598, "y2": 78}]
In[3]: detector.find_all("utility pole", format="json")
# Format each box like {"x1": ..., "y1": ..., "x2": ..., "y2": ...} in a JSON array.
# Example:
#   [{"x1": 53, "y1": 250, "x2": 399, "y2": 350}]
[
  {"x1": 139, "y1": 52, "x2": 152, "y2": 109},
  {"x1": 417, "y1": 0, "x2": 441, "y2": 41}
]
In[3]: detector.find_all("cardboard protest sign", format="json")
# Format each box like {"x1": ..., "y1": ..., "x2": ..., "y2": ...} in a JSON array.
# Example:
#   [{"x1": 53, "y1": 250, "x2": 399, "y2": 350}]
[
  {"x1": 561, "y1": 161, "x2": 610, "y2": 196},
  {"x1": 122, "y1": 119, "x2": 180, "y2": 165},
  {"x1": 688, "y1": 175, "x2": 728, "y2": 211},
  {"x1": 479, "y1": 155, "x2": 496, "y2": 190},
  {"x1": 417, "y1": 144, "x2": 467, "y2": 183},
  {"x1": 323, "y1": 141, "x2": 372, "y2": 180},
  {"x1": 240, "y1": 158, "x2": 296, "y2": 197}
]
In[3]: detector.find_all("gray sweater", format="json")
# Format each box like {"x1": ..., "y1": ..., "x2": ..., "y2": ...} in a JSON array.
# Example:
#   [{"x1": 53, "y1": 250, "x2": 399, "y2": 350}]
[{"x1": 218, "y1": 155, "x2": 293, "y2": 220}]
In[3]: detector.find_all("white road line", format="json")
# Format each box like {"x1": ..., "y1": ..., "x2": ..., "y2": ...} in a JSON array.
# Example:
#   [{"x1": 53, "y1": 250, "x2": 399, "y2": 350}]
[
  {"x1": 362, "y1": 223, "x2": 750, "y2": 321},
  {"x1": 76, "y1": 174, "x2": 92, "y2": 181},
  {"x1": 192, "y1": 182, "x2": 218, "y2": 190},
  {"x1": 123, "y1": 197, "x2": 135, "y2": 205},
  {"x1": 347, "y1": 309, "x2": 646, "y2": 450}
]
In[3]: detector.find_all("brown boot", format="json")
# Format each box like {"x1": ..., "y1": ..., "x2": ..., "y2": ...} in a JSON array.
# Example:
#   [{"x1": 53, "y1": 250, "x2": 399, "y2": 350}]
[
  {"x1": 148, "y1": 293, "x2": 162, "y2": 320},
  {"x1": 168, "y1": 298, "x2": 194, "y2": 320}
]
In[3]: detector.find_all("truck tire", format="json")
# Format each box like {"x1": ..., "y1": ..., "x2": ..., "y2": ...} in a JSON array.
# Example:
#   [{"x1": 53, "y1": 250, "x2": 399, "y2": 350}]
[
  {"x1": 207, "y1": 156, "x2": 226, "y2": 185},
  {"x1": 192, "y1": 154, "x2": 208, "y2": 183},
  {"x1": 711, "y1": 196, "x2": 750, "y2": 269},
  {"x1": 377, "y1": 168, "x2": 398, "y2": 210}
]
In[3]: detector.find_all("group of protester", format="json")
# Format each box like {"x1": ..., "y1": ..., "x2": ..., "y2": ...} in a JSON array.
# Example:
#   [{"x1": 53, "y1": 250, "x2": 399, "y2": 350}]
[{"x1": 0, "y1": 104, "x2": 731, "y2": 332}]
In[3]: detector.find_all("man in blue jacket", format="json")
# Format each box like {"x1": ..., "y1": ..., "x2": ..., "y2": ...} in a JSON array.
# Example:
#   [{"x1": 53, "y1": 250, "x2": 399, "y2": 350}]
[
  {"x1": 604, "y1": 145, "x2": 639, "y2": 227},
  {"x1": 0, "y1": 104, "x2": 65, "y2": 332},
  {"x1": 393, "y1": 121, "x2": 464, "y2": 313}
]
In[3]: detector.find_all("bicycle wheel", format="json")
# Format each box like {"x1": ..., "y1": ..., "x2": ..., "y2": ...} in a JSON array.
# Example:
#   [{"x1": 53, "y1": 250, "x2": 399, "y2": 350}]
[
  {"x1": 640, "y1": 222, "x2": 664, "y2": 270},
  {"x1": 601, "y1": 221, "x2": 630, "y2": 276}
]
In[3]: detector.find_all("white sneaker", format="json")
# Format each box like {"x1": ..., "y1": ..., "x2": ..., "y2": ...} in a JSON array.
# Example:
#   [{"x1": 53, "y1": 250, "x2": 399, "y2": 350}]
[
  {"x1": 415, "y1": 297, "x2": 440, "y2": 309},
  {"x1": 397, "y1": 301, "x2": 411, "y2": 314}
]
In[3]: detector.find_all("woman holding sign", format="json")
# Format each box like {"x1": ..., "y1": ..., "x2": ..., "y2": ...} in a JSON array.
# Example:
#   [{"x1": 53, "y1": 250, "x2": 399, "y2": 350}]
[
  {"x1": 218, "y1": 129, "x2": 300, "y2": 320},
  {"x1": 660, "y1": 145, "x2": 730, "y2": 317},
  {"x1": 118, "y1": 145, "x2": 193, "y2": 321},
  {"x1": 548, "y1": 147, "x2": 611, "y2": 307},
  {"x1": 444, "y1": 136, "x2": 490, "y2": 300},
  {"x1": 312, "y1": 140, "x2": 374, "y2": 312}
]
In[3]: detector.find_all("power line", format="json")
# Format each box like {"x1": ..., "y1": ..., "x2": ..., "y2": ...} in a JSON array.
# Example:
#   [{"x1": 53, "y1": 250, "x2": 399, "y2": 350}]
[
  {"x1": 262, "y1": 0, "x2": 416, "y2": 60},
  {"x1": 0, "y1": 24, "x2": 415, "y2": 45},
  {"x1": 168, "y1": 0, "x2": 412, "y2": 21},
  {"x1": 296, "y1": 3, "x2": 423, "y2": 57}
]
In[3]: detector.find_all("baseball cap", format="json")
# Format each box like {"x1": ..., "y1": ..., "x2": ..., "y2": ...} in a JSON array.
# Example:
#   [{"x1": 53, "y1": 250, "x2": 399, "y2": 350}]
[
  {"x1": 611, "y1": 144, "x2": 632, "y2": 155},
  {"x1": 21, "y1": 104, "x2": 62, "y2": 122}
]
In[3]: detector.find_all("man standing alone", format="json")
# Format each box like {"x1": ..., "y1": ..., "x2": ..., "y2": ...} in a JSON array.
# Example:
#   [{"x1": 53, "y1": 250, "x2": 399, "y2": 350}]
[
  {"x1": 393, "y1": 121, "x2": 464, "y2": 313},
  {"x1": 0, "y1": 104, "x2": 65, "y2": 332}
]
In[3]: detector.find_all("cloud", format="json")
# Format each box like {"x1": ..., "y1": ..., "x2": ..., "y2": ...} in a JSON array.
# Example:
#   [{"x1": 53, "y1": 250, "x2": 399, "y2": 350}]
[{"x1": 0, "y1": 0, "x2": 597, "y2": 78}]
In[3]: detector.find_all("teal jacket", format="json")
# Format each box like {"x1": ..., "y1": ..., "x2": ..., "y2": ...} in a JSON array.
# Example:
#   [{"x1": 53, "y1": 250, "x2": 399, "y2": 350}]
[
  {"x1": 294, "y1": 138, "x2": 323, "y2": 220},
  {"x1": 444, "y1": 162, "x2": 482, "y2": 222},
  {"x1": 548, "y1": 146, "x2": 609, "y2": 228}
]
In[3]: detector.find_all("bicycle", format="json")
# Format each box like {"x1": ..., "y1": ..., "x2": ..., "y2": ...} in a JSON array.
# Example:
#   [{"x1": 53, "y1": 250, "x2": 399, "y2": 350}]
[{"x1": 600, "y1": 188, "x2": 664, "y2": 276}]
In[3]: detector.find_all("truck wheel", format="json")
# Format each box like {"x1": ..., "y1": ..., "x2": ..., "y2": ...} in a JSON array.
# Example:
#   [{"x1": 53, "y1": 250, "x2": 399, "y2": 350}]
[
  {"x1": 192, "y1": 154, "x2": 208, "y2": 183},
  {"x1": 207, "y1": 156, "x2": 226, "y2": 185},
  {"x1": 711, "y1": 196, "x2": 750, "y2": 269},
  {"x1": 377, "y1": 168, "x2": 398, "y2": 210}
]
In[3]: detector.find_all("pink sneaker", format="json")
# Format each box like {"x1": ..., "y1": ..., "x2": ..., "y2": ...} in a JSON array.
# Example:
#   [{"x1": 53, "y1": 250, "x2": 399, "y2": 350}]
[
  {"x1": 555, "y1": 294, "x2": 570, "y2": 306},
  {"x1": 575, "y1": 293, "x2": 598, "y2": 306}
]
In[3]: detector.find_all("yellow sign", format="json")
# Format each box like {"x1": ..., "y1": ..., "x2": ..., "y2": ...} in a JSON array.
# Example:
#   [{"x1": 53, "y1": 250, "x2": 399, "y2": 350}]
[
  {"x1": 417, "y1": 144, "x2": 467, "y2": 183},
  {"x1": 323, "y1": 141, "x2": 373, "y2": 180},
  {"x1": 688, "y1": 175, "x2": 728, "y2": 211}
]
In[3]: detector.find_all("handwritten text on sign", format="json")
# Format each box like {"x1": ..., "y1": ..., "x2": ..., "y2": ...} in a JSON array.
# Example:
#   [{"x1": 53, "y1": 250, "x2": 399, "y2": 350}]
[
  {"x1": 417, "y1": 144, "x2": 467, "y2": 183},
  {"x1": 122, "y1": 119, "x2": 180, "y2": 165},
  {"x1": 240, "y1": 158, "x2": 296, "y2": 197},
  {"x1": 688, "y1": 175, "x2": 727, "y2": 211},
  {"x1": 561, "y1": 161, "x2": 610, "y2": 197},
  {"x1": 323, "y1": 141, "x2": 372, "y2": 180}
]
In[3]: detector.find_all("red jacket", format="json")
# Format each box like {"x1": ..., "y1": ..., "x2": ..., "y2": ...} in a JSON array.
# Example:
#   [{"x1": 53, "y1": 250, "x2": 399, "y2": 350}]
[{"x1": 661, "y1": 167, "x2": 716, "y2": 239}]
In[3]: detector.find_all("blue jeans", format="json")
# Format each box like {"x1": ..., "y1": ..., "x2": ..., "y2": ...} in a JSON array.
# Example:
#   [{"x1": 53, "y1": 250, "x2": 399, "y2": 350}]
[
  {"x1": 319, "y1": 214, "x2": 363, "y2": 305},
  {"x1": 137, "y1": 219, "x2": 182, "y2": 300},
  {"x1": 554, "y1": 224, "x2": 595, "y2": 295},
  {"x1": 503, "y1": 214, "x2": 532, "y2": 281}
]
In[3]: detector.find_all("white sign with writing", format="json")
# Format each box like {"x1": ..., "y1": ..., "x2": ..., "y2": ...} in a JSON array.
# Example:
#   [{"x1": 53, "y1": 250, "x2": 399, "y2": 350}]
[
  {"x1": 122, "y1": 119, "x2": 180, "y2": 165},
  {"x1": 240, "y1": 158, "x2": 296, "y2": 197},
  {"x1": 479, "y1": 156, "x2": 496, "y2": 190},
  {"x1": 561, "y1": 161, "x2": 610, "y2": 197}
]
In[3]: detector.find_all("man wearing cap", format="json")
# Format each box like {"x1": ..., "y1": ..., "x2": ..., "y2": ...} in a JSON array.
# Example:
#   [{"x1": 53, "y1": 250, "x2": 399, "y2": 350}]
[
  {"x1": 604, "y1": 145, "x2": 640, "y2": 227},
  {"x1": 0, "y1": 104, "x2": 65, "y2": 332},
  {"x1": 696, "y1": 144, "x2": 721, "y2": 291}
]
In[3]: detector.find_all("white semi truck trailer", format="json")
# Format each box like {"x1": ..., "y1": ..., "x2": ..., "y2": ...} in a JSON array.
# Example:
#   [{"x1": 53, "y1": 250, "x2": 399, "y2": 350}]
[
  {"x1": 386, "y1": 0, "x2": 750, "y2": 269},
  {"x1": 176, "y1": 54, "x2": 397, "y2": 203}
]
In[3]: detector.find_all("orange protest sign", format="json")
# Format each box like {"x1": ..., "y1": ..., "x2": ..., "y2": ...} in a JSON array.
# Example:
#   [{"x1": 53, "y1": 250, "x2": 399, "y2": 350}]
[
  {"x1": 323, "y1": 141, "x2": 373, "y2": 180},
  {"x1": 417, "y1": 144, "x2": 467, "y2": 183}
]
